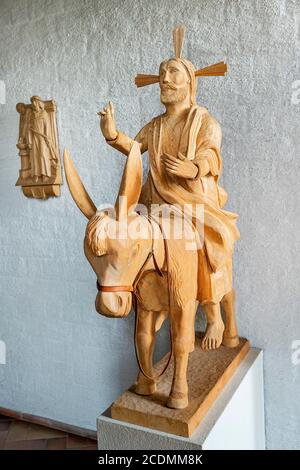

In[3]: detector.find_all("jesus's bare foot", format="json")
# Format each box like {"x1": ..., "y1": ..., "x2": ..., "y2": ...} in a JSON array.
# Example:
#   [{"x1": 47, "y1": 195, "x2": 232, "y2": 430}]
[
  {"x1": 202, "y1": 320, "x2": 225, "y2": 350},
  {"x1": 202, "y1": 303, "x2": 225, "y2": 350}
]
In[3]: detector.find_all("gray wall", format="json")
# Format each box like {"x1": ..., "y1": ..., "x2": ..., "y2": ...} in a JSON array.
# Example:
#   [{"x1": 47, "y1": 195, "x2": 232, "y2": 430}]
[{"x1": 0, "y1": 0, "x2": 299, "y2": 449}]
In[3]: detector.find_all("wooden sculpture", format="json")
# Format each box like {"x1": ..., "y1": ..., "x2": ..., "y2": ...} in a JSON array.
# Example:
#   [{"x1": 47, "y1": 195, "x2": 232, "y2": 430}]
[
  {"x1": 64, "y1": 27, "x2": 240, "y2": 410},
  {"x1": 16, "y1": 96, "x2": 62, "y2": 199}
]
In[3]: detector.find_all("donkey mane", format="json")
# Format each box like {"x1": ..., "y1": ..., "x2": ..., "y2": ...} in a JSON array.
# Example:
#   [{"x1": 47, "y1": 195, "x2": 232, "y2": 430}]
[{"x1": 85, "y1": 211, "x2": 110, "y2": 256}]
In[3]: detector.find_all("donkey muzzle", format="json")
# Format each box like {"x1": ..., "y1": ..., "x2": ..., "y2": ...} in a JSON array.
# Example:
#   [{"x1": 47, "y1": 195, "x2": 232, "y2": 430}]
[{"x1": 95, "y1": 290, "x2": 132, "y2": 318}]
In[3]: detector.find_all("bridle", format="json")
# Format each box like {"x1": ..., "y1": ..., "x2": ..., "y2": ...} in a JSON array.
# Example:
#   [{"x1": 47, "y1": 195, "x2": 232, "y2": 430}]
[
  {"x1": 96, "y1": 215, "x2": 173, "y2": 381},
  {"x1": 97, "y1": 215, "x2": 163, "y2": 293}
]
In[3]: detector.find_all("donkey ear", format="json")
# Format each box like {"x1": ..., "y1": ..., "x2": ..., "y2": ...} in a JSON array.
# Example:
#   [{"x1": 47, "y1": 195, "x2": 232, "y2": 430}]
[
  {"x1": 115, "y1": 141, "x2": 142, "y2": 220},
  {"x1": 64, "y1": 148, "x2": 97, "y2": 219}
]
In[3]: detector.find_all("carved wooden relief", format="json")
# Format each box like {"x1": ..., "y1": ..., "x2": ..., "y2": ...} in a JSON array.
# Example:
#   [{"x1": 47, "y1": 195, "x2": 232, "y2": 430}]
[{"x1": 15, "y1": 96, "x2": 62, "y2": 199}]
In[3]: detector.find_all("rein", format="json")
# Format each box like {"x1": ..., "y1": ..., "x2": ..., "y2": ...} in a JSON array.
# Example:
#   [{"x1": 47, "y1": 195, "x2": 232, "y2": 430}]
[{"x1": 97, "y1": 215, "x2": 173, "y2": 381}]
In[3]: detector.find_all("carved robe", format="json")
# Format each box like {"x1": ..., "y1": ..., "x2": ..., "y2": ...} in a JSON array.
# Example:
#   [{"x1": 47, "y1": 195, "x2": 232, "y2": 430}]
[
  {"x1": 29, "y1": 109, "x2": 53, "y2": 178},
  {"x1": 107, "y1": 105, "x2": 240, "y2": 304}
]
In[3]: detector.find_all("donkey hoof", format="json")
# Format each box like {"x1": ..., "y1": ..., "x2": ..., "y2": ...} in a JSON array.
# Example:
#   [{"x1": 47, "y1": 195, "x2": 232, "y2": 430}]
[
  {"x1": 167, "y1": 392, "x2": 189, "y2": 409},
  {"x1": 134, "y1": 381, "x2": 157, "y2": 396},
  {"x1": 222, "y1": 335, "x2": 239, "y2": 348}
]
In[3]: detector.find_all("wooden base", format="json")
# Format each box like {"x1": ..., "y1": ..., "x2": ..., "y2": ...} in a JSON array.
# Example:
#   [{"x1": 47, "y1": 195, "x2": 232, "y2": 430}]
[{"x1": 111, "y1": 334, "x2": 250, "y2": 437}]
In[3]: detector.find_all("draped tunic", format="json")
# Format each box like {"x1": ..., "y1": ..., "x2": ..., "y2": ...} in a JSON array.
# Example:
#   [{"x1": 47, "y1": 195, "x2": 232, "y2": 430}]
[
  {"x1": 107, "y1": 105, "x2": 240, "y2": 304},
  {"x1": 29, "y1": 109, "x2": 52, "y2": 178}
]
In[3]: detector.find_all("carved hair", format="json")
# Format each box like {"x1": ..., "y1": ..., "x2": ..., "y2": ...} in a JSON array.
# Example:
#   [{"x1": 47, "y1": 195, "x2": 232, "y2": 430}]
[{"x1": 85, "y1": 212, "x2": 109, "y2": 256}]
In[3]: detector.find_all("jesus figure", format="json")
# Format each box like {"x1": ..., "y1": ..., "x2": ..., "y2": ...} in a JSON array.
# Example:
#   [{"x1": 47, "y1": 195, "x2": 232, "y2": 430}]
[{"x1": 98, "y1": 28, "x2": 240, "y2": 353}]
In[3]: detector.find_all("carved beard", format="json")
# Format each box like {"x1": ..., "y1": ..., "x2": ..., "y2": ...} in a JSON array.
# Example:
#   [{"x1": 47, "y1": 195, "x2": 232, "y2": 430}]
[{"x1": 160, "y1": 86, "x2": 189, "y2": 104}]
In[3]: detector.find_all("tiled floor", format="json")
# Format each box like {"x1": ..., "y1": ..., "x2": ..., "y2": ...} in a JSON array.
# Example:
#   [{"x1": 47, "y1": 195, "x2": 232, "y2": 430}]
[{"x1": 0, "y1": 414, "x2": 97, "y2": 450}]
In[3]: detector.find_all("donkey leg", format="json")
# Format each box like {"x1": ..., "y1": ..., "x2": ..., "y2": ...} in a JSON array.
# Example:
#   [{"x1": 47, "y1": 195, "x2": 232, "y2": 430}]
[
  {"x1": 167, "y1": 350, "x2": 189, "y2": 409},
  {"x1": 167, "y1": 302, "x2": 197, "y2": 409},
  {"x1": 202, "y1": 302, "x2": 225, "y2": 350},
  {"x1": 221, "y1": 289, "x2": 239, "y2": 347},
  {"x1": 134, "y1": 307, "x2": 157, "y2": 396}
]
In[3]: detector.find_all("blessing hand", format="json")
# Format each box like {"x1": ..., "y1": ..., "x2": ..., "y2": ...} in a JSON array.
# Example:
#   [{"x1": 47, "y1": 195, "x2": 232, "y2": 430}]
[
  {"x1": 98, "y1": 101, "x2": 118, "y2": 141},
  {"x1": 162, "y1": 152, "x2": 198, "y2": 179}
]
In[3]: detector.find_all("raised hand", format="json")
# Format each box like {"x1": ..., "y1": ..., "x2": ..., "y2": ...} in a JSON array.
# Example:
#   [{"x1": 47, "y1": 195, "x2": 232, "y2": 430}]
[
  {"x1": 162, "y1": 152, "x2": 198, "y2": 179},
  {"x1": 98, "y1": 101, "x2": 118, "y2": 141}
]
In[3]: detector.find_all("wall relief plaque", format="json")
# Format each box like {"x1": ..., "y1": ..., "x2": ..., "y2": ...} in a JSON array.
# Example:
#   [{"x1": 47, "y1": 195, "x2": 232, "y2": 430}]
[{"x1": 16, "y1": 96, "x2": 62, "y2": 199}]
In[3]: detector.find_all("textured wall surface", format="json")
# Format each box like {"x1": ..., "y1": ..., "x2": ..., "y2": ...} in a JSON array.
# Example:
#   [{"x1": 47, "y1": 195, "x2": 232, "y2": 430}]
[{"x1": 0, "y1": 0, "x2": 299, "y2": 449}]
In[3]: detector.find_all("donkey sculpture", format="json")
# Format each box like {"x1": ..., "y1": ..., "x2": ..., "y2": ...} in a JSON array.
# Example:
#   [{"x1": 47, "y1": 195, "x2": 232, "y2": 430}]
[{"x1": 64, "y1": 142, "x2": 239, "y2": 409}]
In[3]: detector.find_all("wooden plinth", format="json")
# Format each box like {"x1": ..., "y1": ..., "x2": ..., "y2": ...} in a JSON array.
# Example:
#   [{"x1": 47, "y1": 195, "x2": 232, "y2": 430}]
[{"x1": 111, "y1": 334, "x2": 250, "y2": 437}]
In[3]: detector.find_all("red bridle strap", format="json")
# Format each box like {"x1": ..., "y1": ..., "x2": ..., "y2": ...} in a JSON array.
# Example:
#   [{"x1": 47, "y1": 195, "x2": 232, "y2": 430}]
[
  {"x1": 95, "y1": 215, "x2": 173, "y2": 382},
  {"x1": 96, "y1": 282, "x2": 133, "y2": 293}
]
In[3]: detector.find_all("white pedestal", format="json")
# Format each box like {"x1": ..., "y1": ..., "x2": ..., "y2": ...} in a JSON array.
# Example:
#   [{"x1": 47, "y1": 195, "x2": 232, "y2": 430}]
[{"x1": 97, "y1": 349, "x2": 265, "y2": 450}]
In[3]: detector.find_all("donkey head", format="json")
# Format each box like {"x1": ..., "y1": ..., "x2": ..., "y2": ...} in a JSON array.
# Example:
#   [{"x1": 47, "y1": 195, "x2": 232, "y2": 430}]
[{"x1": 64, "y1": 142, "x2": 151, "y2": 318}]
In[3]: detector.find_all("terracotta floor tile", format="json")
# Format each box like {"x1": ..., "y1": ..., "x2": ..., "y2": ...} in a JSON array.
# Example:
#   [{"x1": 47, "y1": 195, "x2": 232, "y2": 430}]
[
  {"x1": 25, "y1": 423, "x2": 66, "y2": 440},
  {"x1": 0, "y1": 430, "x2": 9, "y2": 450},
  {"x1": 0, "y1": 416, "x2": 97, "y2": 451},
  {"x1": 67, "y1": 445, "x2": 97, "y2": 450},
  {"x1": 0, "y1": 421, "x2": 11, "y2": 431},
  {"x1": 80, "y1": 444, "x2": 97, "y2": 450},
  {"x1": 6, "y1": 421, "x2": 29, "y2": 441},
  {"x1": 5, "y1": 439, "x2": 47, "y2": 450},
  {"x1": 46, "y1": 437, "x2": 67, "y2": 450},
  {"x1": 67, "y1": 434, "x2": 92, "y2": 448}
]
